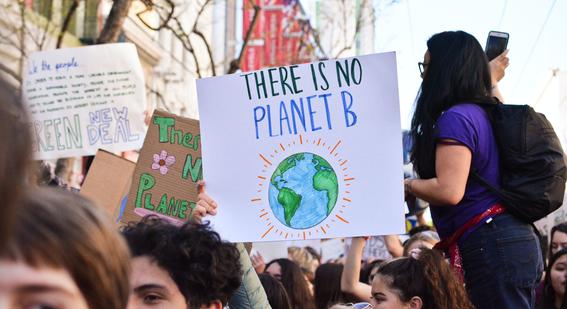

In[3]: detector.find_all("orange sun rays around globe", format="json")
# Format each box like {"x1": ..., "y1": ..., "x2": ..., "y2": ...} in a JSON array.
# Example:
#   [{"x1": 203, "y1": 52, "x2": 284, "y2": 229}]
[{"x1": 250, "y1": 134, "x2": 354, "y2": 240}]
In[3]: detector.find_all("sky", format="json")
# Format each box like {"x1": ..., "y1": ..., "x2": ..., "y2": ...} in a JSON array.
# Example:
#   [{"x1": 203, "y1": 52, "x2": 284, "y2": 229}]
[
  {"x1": 369, "y1": 0, "x2": 567, "y2": 128},
  {"x1": 238, "y1": 0, "x2": 567, "y2": 129}
]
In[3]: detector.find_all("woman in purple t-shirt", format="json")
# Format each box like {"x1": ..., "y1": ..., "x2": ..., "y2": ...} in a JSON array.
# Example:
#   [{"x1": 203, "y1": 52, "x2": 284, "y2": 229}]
[{"x1": 405, "y1": 31, "x2": 543, "y2": 308}]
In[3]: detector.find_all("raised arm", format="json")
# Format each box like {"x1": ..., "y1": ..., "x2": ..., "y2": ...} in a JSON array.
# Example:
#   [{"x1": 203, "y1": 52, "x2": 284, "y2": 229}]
[
  {"x1": 341, "y1": 237, "x2": 372, "y2": 301},
  {"x1": 489, "y1": 49, "x2": 509, "y2": 103}
]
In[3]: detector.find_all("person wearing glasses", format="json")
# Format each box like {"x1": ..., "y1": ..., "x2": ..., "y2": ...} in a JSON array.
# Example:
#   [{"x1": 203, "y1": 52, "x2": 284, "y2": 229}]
[{"x1": 405, "y1": 30, "x2": 543, "y2": 308}]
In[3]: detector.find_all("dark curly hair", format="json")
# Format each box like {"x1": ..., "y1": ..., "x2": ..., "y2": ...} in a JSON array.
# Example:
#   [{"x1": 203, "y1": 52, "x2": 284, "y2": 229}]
[{"x1": 121, "y1": 216, "x2": 242, "y2": 309}]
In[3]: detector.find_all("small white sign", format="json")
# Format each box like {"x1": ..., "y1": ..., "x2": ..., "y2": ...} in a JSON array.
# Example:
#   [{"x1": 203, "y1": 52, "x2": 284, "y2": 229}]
[{"x1": 23, "y1": 43, "x2": 147, "y2": 160}]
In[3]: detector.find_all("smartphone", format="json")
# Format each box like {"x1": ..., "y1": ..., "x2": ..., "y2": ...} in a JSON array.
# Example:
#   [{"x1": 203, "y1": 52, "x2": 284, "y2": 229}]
[{"x1": 485, "y1": 31, "x2": 509, "y2": 61}]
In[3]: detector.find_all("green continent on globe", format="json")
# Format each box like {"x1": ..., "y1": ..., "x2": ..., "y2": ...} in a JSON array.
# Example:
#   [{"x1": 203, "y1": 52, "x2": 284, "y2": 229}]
[
  {"x1": 312, "y1": 156, "x2": 332, "y2": 171},
  {"x1": 270, "y1": 153, "x2": 305, "y2": 190},
  {"x1": 313, "y1": 169, "x2": 338, "y2": 215},
  {"x1": 277, "y1": 187, "x2": 302, "y2": 226}
]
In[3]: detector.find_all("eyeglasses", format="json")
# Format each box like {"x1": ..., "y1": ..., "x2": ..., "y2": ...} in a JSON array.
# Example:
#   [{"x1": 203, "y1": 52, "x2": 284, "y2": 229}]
[
  {"x1": 345, "y1": 302, "x2": 373, "y2": 309},
  {"x1": 418, "y1": 62, "x2": 429, "y2": 78}
]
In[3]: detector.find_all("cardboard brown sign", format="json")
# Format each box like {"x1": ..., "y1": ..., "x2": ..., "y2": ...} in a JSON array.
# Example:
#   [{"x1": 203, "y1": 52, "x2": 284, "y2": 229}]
[
  {"x1": 121, "y1": 110, "x2": 202, "y2": 225},
  {"x1": 80, "y1": 149, "x2": 135, "y2": 220}
]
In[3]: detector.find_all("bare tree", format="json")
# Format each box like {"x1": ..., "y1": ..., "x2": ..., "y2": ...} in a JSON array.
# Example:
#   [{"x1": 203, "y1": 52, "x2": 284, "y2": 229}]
[
  {"x1": 312, "y1": 0, "x2": 378, "y2": 59},
  {"x1": 56, "y1": 0, "x2": 79, "y2": 48},
  {"x1": 98, "y1": 0, "x2": 134, "y2": 44},
  {"x1": 135, "y1": 0, "x2": 260, "y2": 76},
  {"x1": 0, "y1": 0, "x2": 135, "y2": 87}
]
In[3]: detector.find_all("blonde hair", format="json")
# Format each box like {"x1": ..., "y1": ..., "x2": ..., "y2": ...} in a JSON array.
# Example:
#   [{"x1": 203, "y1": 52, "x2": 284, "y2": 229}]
[{"x1": 288, "y1": 246, "x2": 319, "y2": 280}]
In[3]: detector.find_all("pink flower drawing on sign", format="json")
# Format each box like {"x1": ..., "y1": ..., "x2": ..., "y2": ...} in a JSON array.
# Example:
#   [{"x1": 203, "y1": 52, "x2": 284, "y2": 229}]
[{"x1": 152, "y1": 150, "x2": 176, "y2": 175}]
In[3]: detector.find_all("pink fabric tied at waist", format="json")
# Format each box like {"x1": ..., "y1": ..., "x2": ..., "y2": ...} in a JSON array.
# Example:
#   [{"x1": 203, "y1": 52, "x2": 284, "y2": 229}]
[{"x1": 434, "y1": 203, "x2": 506, "y2": 282}]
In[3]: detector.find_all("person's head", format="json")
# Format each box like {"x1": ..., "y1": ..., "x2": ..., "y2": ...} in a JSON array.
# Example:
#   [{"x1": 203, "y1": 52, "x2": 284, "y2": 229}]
[
  {"x1": 258, "y1": 273, "x2": 292, "y2": 309},
  {"x1": 0, "y1": 76, "x2": 32, "y2": 248},
  {"x1": 265, "y1": 258, "x2": 315, "y2": 309},
  {"x1": 410, "y1": 30, "x2": 494, "y2": 178},
  {"x1": 314, "y1": 263, "x2": 357, "y2": 309},
  {"x1": 550, "y1": 223, "x2": 567, "y2": 257},
  {"x1": 542, "y1": 249, "x2": 567, "y2": 309},
  {"x1": 360, "y1": 259, "x2": 385, "y2": 285},
  {"x1": 371, "y1": 248, "x2": 473, "y2": 309},
  {"x1": 288, "y1": 246, "x2": 319, "y2": 282},
  {"x1": 402, "y1": 231, "x2": 440, "y2": 257},
  {"x1": 0, "y1": 187, "x2": 131, "y2": 309},
  {"x1": 305, "y1": 246, "x2": 322, "y2": 264},
  {"x1": 121, "y1": 217, "x2": 242, "y2": 309},
  {"x1": 55, "y1": 158, "x2": 76, "y2": 186},
  {"x1": 408, "y1": 225, "x2": 434, "y2": 237}
]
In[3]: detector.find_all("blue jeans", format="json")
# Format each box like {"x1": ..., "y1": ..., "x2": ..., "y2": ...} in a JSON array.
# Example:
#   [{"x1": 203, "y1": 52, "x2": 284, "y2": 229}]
[{"x1": 459, "y1": 213, "x2": 543, "y2": 309}]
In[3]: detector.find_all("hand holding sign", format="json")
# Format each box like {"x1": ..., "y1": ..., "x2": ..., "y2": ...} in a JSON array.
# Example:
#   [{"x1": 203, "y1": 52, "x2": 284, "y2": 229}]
[{"x1": 193, "y1": 181, "x2": 218, "y2": 223}]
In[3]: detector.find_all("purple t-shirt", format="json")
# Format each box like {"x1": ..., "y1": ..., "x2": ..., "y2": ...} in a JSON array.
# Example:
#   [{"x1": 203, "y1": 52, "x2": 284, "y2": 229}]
[{"x1": 430, "y1": 103, "x2": 501, "y2": 239}]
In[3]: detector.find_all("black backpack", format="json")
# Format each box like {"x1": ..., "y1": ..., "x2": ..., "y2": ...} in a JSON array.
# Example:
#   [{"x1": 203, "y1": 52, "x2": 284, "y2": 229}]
[{"x1": 472, "y1": 102, "x2": 567, "y2": 223}]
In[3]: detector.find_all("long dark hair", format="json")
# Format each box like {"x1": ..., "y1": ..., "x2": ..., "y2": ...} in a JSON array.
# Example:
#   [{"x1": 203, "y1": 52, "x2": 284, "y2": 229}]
[
  {"x1": 541, "y1": 248, "x2": 567, "y2": 309},
  {"x1": 549, "y1": 223, "x2": 567, "y2": 260},
  {"x1": 376, "y1": 248, "x2": 474, "y2": 309},
  {"x1": 258, "y1": 273, "x2": 292, "y2": 309},
  {"x1": 410, "y1": 31, "x2": 494, "y2": 179},
  {"x1": 265, "y1": 258, "x2": 315, "y2": 309},
  {"x1": 313, "y1": 263, "x2": 357, "y2": 309}
]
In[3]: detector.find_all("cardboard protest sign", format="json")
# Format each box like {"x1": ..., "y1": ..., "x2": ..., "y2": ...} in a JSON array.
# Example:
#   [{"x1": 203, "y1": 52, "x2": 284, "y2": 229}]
[
  {"x1": 197, "y1": 52, "x2": 405, "y2": 242},
  {"x1": 80, "y1": 150, "x2": 135, "y2": 221},
  {"x1": 121, "y1": 110, "x2": 202, "y2": 226},
  {"x1": 23, "y1": 43, "x2": 147, "y2": 160}
]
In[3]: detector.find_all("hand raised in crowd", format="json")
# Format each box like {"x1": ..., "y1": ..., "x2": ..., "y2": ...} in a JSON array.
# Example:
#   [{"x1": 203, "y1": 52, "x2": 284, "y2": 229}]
[
  {"x1": 489, "y1": 49, "x2": 510, "y2": 85},
  {"x1": 194, "y1": 180, "x2": 218, "y2": 223},
  {"x1": 251, "y1": 251, "x2": 266, "y2": 274}
]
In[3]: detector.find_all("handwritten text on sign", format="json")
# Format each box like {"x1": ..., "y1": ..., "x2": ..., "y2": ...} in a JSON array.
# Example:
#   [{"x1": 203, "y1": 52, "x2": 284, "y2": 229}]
[
  {"x1": 23, "y1": 43, "x2": 146, "y2": 159},
  {"x1": 241, "y1": 59, "x2": 360, "y2": 139},
  {"x1": 197, "y1": 53, "x2": 406, "y2": 242},
  {"x1": 121, "y1": 110, "x2": 202, "y2": 226}
]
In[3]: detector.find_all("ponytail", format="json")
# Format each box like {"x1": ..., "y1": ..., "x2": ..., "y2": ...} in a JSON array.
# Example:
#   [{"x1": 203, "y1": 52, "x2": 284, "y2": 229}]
[
  {"x1": 416, "y1": 249, "x2": 473, "y2": 309},
  {"x1": 376, "y1": 248, "x2": 474, "y2": 309}
]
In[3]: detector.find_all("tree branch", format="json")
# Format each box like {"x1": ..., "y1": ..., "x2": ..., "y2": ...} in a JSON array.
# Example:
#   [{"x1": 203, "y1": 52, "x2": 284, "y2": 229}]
[
  {"x1": 0, "y1": 62, "x2": 22, "y2": 83},
  {"x1": 56, "y1": 0, "x2": 79, "y2": 48},
  {"x1": 97, "y1": 0, "x2": 133, "y2": 43},
  {"x1": 170, "y1": 16, "x2": 201, "y2": 78},
  {"x1": 228, "y1": 0, "x2": 260, "y2": 74},
  {"x1": 191, "y1": 0, "x2": 215, "y2": 76},
  {"x1": 136, "y1": 0, "x2": 174, "y2": 31},
  {"x1": 333, "y1": 0, "x2": 369, "y2": 58},
  {"x1": 192, "y1": 29, "x2": 215, "y2": 76}
]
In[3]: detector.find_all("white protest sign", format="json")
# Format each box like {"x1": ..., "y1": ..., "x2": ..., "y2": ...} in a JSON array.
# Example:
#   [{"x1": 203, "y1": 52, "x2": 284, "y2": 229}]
[
  {"x1": 23, "y1": 43, "x2": 146, "y2": 160},
  {"x1": 197, "y1": 52, "x2": 405, "y2": 242}
]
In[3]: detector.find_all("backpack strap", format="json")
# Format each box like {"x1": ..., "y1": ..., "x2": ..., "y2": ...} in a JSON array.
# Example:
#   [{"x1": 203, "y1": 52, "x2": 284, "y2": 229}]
[{"x1": 469, "y1": 170, "x2": 506, "y2": 201}]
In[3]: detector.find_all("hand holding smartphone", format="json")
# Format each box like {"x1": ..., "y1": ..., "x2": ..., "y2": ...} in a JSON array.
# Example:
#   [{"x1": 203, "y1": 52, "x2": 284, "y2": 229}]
[{"x1": 485, "y1": 31, "x2": 509, "y2": 61}]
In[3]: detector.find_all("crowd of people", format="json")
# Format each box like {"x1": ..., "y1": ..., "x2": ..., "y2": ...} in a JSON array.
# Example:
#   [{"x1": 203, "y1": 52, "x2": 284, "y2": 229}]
[{"x1": 1, "y1": 30, "x2": 566, "y2": 309}]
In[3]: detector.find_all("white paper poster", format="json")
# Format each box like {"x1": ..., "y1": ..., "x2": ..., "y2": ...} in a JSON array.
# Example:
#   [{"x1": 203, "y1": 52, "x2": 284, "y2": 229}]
[
  {"x1": 23, "y1": 43, "x2": 147, "y2": 160},
  {"x1": 197, "y1": 52, "x2": 405, "y2": 242}
]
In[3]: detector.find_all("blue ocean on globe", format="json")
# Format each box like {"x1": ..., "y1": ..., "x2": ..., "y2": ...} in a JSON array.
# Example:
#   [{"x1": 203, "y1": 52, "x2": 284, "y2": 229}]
[{"x1": 269, "y1": 153, "x2": 333, "y2": 229}]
